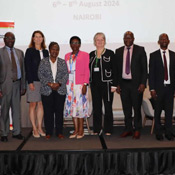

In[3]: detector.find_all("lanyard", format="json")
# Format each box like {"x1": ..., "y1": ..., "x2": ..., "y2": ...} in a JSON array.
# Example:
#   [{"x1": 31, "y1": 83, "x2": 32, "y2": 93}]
[
  {"x1": 94, "y1": 49, "x2": 105, "y2": 67},
  {"x1": 95, "y1": 57, "x2": 100, "y2": 67},
  {"x1": 69, "y1": 51, "x2": 79, "y2": 72}
]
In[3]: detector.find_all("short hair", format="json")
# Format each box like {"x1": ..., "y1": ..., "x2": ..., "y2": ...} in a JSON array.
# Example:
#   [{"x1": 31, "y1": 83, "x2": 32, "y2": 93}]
[
  {"x1": 29, "y1": 30, "x2": 46, "y2": 49},
  {"x1": 69, "y1": 36, "x2": 81, "y2": 45},
  {"x1": 4, "y1": 32, "x2": 15, "y2": 39},
  {"x1": 93, "y1": 32, "x2": 106, "y2": 45},
  {"x1": 159, "y1": 33, "x2": 169, "y2": 41},
  {"x1": 49, "y1": 42, "x2": 60, "y2": 51},
  {"x1": 123, "y1": 31, "x2": 134, "y2": 39}
]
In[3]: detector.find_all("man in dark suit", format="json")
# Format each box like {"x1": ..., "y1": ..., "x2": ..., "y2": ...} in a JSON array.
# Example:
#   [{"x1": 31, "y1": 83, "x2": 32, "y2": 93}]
[
  {"x1": 0, "y1": 32, "x2": 26, "y2": 142},
  {"x1": 149, "y1": 33, "x2": 175, "y2": 141},
  {"x1": 112, "y1": 31, "x2": 147, "y2": 139}
]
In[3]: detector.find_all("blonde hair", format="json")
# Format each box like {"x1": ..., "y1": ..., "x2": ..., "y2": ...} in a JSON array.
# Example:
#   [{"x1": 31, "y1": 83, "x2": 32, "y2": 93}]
[{"x1": 93, "y1": 32, "x2": 106, "y2": 46}]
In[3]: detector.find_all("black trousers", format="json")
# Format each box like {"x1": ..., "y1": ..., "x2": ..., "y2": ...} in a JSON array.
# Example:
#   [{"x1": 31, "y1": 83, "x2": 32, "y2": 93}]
[
  {"x1": 90, "y1": 82, "x2": 114, "y2": 133},
  {"x1": 154, "y1": 86, "x2": 174, "y2": 135},
  {"x1": 120, "y1": 79, "x2": 143, "y2": 132},
  {"x1": 41, "y1": 91, "x2": 66, "y2": 135}
]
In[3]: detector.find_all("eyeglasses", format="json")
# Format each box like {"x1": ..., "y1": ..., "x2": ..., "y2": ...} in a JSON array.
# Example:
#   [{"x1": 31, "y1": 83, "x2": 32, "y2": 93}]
[
  {"x1": 4, "y1": 37, "x2": 15, "y2": 41},
  {"x1": 71, "y1": 42, "x2": 80, "y2": 45}
]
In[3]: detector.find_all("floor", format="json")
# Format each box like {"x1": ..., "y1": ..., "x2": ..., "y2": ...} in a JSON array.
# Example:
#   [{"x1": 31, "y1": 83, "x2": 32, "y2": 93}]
[{"x1": 1, "y1": 126, "x2": 175, "y2": 152}]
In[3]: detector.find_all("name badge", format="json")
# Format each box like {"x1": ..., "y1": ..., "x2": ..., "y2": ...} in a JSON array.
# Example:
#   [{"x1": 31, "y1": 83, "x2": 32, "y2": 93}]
[{"x1": 94, "y1": 67, "x2": 99, "y2": 72}]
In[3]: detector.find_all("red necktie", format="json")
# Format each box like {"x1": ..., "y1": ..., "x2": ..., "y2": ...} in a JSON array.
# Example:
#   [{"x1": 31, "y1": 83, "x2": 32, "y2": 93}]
[{"x1": 163, "y1": 51, "x2": 168, "y2": 81}]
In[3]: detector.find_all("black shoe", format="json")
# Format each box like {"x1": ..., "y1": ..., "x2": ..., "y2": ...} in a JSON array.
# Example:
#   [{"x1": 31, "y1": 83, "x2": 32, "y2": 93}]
[
  {"x1": 12, "y1": 134, "x2": 24, "y2": 140},
  {"x1": 156, "y1": 134, "x2": 164, "y2": 141},
  {"x1": 1, "y1": 136, "x2": 8, "y2": 142},
  {"x1": 165, "y1": 134, "x2": 174, "y2": 141}
]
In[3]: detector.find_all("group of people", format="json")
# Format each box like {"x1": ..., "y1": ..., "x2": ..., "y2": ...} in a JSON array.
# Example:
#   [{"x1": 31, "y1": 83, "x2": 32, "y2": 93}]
[{"x1": 0, "y1": 30, "x2": 174, "y2": 142}]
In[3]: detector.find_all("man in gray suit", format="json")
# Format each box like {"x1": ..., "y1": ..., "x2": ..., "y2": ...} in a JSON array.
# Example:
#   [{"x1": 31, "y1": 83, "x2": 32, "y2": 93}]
[{"x1": 0, "y1": 32, "x2": 26, "y2": 142}]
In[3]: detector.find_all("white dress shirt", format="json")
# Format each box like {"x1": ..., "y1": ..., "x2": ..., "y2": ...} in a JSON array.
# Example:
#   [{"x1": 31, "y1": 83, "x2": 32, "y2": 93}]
[{"x1": 160, "y1": 48, "x2": 170, "y2": 84}]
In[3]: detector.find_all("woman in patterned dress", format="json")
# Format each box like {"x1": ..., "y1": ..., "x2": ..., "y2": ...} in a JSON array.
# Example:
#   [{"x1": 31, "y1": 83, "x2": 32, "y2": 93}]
[{"x1": 65, "y1": 36, "x2": 90, "y2": 139}]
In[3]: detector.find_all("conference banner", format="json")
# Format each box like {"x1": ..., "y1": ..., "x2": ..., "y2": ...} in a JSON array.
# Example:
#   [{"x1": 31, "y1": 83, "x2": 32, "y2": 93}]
[{"x1": 0, "y1": 21, "x2": 14, "y2": 47}]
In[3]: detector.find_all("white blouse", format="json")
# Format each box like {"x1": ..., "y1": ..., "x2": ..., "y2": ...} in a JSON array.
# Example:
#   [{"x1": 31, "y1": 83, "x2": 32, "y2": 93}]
[{"x1": 49, "y1": 58, "x2": 58, "y2": 83}]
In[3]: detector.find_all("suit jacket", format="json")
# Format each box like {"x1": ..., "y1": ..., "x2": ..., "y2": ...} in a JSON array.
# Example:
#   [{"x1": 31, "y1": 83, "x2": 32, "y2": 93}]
[
  {"x1": 65, "y1": 50, "x2": 89, "y2": 85},
  {"x1": 89, "y1": 48, "x2": 114, "y2": 83},
  {"x1": 38, "y1": 57, "x2": 69, "y2": 96},
  {"x1": 112, "y1": 44, "x2": 147, "y2": 88},
  {"x1": 25, "y1": 47, "x2": 49, "y2": 84},
  {"x1": 0, "y1": 46, "x2": 26, "y2": 95},
  {"x1": 149, "y1": 49, "x2": 175, "y2": 91}
]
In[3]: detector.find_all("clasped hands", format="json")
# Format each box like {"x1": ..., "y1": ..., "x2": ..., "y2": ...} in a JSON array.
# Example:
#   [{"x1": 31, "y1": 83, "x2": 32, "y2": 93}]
[{"x1": 48, "y1": 82, "x2": 61, "y2": 90}]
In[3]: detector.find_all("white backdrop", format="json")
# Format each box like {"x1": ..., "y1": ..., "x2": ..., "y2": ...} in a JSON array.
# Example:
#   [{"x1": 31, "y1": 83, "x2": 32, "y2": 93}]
[{"x1": 0, "y1": 0, "x2": 175, "y2": 58}]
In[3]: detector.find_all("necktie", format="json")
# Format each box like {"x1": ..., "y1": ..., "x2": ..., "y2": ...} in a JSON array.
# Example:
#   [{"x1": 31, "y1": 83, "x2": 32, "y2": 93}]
[
  {"x1": 11, "y1": 48, "x2": 17, "y2": 81},
  {"x1": 163, "y1": 51, "x2": 168, "y2": 81},
  {"x1": 125, "y1": 47, "x2": 130, "y2": 74}
]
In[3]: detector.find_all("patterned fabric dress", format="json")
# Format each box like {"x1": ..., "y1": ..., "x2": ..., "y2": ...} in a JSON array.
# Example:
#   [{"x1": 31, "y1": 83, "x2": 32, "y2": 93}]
[{"x1": 65, "y1": 54, "x2": 89, "y2": 118}]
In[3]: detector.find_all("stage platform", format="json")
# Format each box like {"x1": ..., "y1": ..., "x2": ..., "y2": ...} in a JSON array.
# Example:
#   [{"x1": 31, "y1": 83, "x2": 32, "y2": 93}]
[{"x1": 0, "y1": 126, "x2": 175, "y2": 175}]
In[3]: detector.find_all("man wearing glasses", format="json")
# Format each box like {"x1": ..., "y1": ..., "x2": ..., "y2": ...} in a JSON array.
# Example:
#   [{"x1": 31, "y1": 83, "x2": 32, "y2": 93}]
[{"x1": 0, "y1": 32, "x2": 26, "y2": 142}]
